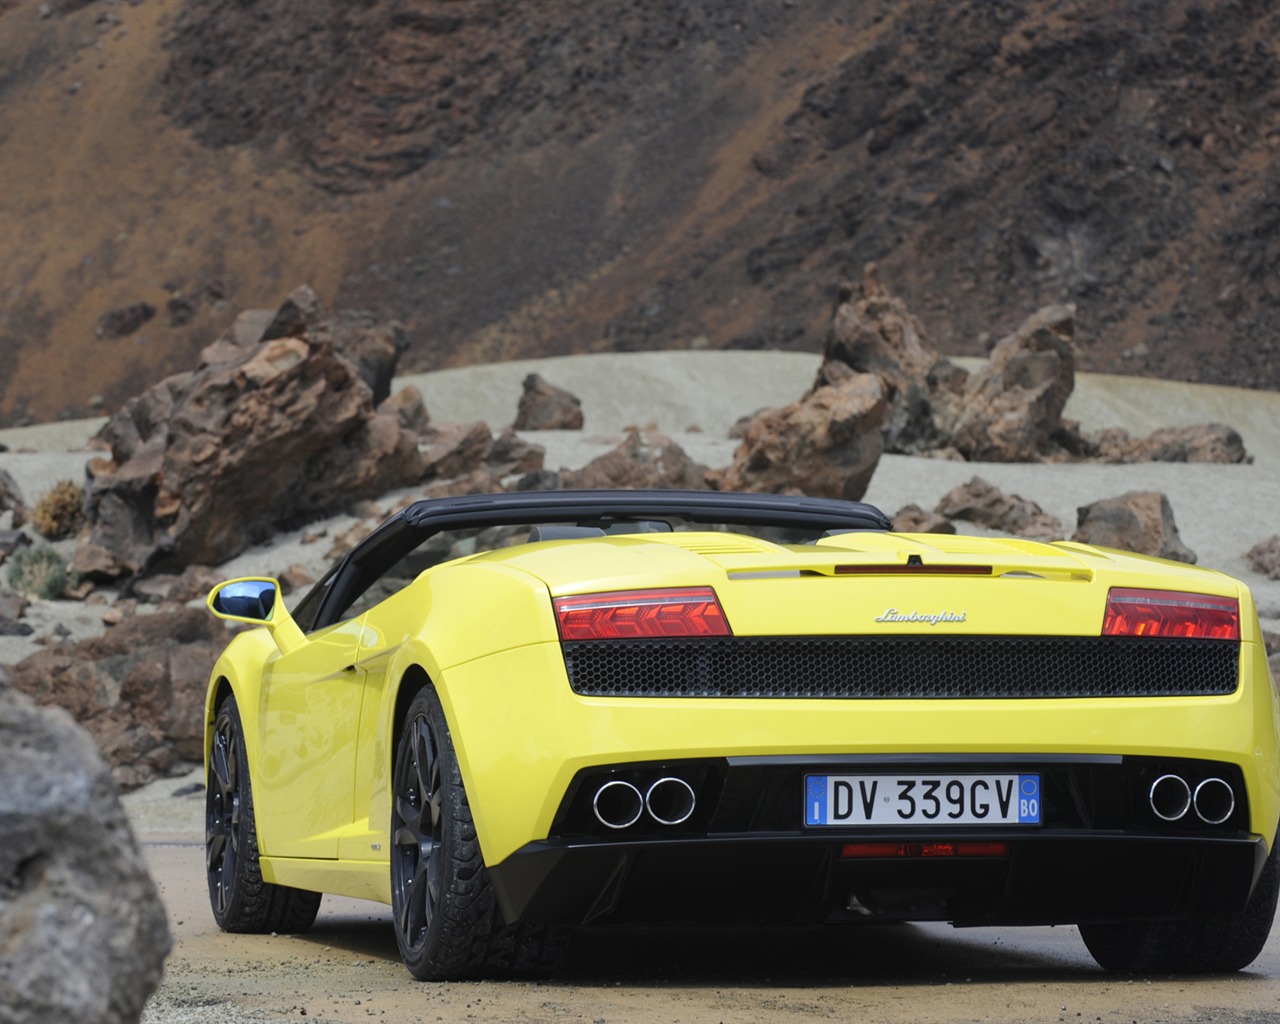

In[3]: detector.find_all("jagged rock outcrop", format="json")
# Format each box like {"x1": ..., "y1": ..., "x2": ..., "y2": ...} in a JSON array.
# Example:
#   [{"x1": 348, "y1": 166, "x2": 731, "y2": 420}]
[
  {"x1": 891, "y1": 503, "x2": 955, "y2": 534},
  {"x1": 421, "y1": 426, "x2": 547, "y2": 498},
  {"x1": 1247, "y1": 535, "x2": 1280, "y2": 580},
  {"x1": 209, "y1": 285, "x2": 408, "y2": 405},
  {"x1": 1088, "y1": 423, "x2": 1249, "y2": 464},
  {"x1": 514, "y1": 373, "x2": 584, "y2": 430},
  {"x1": 708, "y1": 373, "x2": 886, "y2": 500},
  {"x1": 561, "y1": 426, "x2": 709, "y2": 491},
  {"x1": 934, "y1": 477, "x2": 1064, "y2": 541},
  {"x1": 946, "y1": 305, "x2": 1078, "y2": 462},
  {"x1": 0, "y1": 588, "x2": 31, "y2": 637},
  {"x1": 9, "y1": 606, "x2": 228, "y2": 790},
  {"x1": 819, "y1": 264, "x2": 959, "y2": 453},
  {"x1": 0, "y1": 683, "x2": 170, "y2": 1023},
  {"x1": 814, "y1": 270, "x2": 1248, "y2": 466},
  {"x1": 1072, "y1": 492, "x2": 1196, "y2": 564},
  {"x1": 0, "y1": 467, "x2": 25, "y2": 529},
  {"x1": 77, "y1": 291, "x2": 427, "y2": 579}
]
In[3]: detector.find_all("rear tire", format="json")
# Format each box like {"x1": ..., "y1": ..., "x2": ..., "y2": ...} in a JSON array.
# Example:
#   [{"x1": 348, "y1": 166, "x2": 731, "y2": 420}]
[
  {"x1": 1080, "y1": 832, "x2": 1279, "y2": 973},
  {"x1": 390, "y1": 686, "x2": 568, "y2": 980},
  {"x1": 206, "y1": 694, "x2": 322, "y2": 934}
]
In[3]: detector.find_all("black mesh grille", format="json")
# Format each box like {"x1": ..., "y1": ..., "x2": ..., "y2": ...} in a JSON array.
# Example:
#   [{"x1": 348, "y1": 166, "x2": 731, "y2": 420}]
[{"x1": 562, "y1": 636, "x2": 1240, "y2": 699}]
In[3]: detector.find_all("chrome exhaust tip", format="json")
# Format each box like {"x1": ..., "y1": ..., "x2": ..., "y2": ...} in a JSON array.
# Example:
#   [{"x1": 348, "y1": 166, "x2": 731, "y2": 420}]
[
  {"x1": 645, "y1": 776, "x2": 696, "y2": 826},
  {"x1": 1193, "y1": 777, "x2": 1235, "y2": 825},
  {"x1": 1149, "y1": 774, "x2": 1191, "y2": 821},
  {"x1": 592, "y1": 780, "x2": 644, "y2": 829}
]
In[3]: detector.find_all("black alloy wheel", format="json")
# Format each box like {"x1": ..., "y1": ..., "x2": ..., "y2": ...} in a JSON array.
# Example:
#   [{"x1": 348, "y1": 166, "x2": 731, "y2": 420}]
[
  {"x1": 205, "y1": 694, "x2": 322, "y2": 933},
  {"x1": 392, "y1": 701, "x2": 445, "y2": 953},
  {"x1": 206, "y1": 707, "x2": 242, "y2": 919},
  {"x1": 390, "y1": 686, "x2": 570, "y2": 980}
]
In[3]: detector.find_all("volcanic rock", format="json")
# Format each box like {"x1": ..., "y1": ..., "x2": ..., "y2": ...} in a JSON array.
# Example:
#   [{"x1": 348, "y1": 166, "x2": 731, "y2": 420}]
[
  {"x1": 8, "y1": 606, "x2": 226, "y2": 790},
  {"x1": 421, "y1": 426, "x2": 548, "y2": 498},
  {"x1": 1089, "y1": 423, "x2": 1249, "y2": 464},
  {"x1": 1247, "y1": 535, "x2": 1280, "y2": 580},
  {"x1": 0, "y1": 685, "x2": 170, "y2": 1023},
  {"x1": 819, "y1": 264, "x2": 959, "y2": 453},
  {"x1": 891, "y1": 504, "x2": 955, "y2": 534},
  {"x1": 708, "y1": 373, "x2": 886, "y2": 500},
  {"x1": 78, "y1": 299, "x2": 427, "y2": 578},
  {"x1": 0, "y1": 468, "x2": 26, "y2": 528},
  {"x1": 947, "y1": 304, "x2": 1078, "y2": 462},
  {"x1": 94, "y1": 301, "x2": 156, "y2": 340},
  {"x1": 934, "y1": 477, "x2": 1063, "y2": 541},
  {"x1": 1072, "y1": 492, "x2": 1196, "y2": 564},
  {"x1": 514, "y1": 373, "x2": 584, "y2": 430},
  {"x1": 561, "y1": 426, "x2": 709, "y2": 491}
]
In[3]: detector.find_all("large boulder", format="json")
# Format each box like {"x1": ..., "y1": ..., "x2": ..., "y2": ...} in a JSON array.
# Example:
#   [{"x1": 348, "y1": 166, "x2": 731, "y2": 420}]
[
  {"x1": 708, "y1": 373, "x2": 886, "y2": 500},
  {"x1": 819, "y1": 264, "x2": 958, "y2": 453},
  {"x1": 934, "y1": 477, "x2": 1064, "y2": 541},
  {"x1": 8, "y1": 607, "x2": 227, "y2": 790},
  {"x1": 947, "y1": 304, "x2": 1078, "y2": 462},
  {"x1": 78, "y1": 311, "x2": 426, "y2": 578},
  {"x1": 1088, "y1": 423, "x2": 1249, "y2": 464},
  {"x1": 0, "y1": 682, "x2": 170, "y2": 1022},
  {"x1": 1072, "y1": 491, "x2": 1197, "y2": 564},
  {"x1": 215, "y1": 285, "x2": 408, "y2": 405},
  {"x1": 561, "y1": 426, "x2": 709, "y2": 491},
  {"x1": 514, "y1": 373, "x2": 584, "y2": 430}
]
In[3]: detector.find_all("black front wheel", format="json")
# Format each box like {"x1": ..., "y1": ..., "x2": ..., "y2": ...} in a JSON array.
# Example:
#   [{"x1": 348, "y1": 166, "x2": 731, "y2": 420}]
[{"x1": 206, "y1": 693, "x2": 322, "y2": 933}]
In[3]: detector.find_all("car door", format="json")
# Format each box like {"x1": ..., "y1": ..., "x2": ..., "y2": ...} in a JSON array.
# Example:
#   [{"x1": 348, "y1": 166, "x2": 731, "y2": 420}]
[{"x1": 254, "y1": 616, "x2": 366, "y2": 859}]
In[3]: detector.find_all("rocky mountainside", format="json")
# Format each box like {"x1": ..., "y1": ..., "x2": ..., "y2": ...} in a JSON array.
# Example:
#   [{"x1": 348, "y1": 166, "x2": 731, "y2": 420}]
[{"x1": 1, "y1": 0, "x2": 1277, "y2": 425}]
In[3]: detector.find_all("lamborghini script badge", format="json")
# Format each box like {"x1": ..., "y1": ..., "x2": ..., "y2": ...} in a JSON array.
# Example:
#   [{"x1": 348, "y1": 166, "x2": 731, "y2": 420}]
[{"x1": 875, "y1": 608, "x2": 967, "y2": 625}]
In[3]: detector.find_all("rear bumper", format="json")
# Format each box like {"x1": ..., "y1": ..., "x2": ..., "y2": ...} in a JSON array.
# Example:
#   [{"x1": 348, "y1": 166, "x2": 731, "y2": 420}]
[{"x1": 490, "y1": 832, "x2": 1269, "y2": 927}]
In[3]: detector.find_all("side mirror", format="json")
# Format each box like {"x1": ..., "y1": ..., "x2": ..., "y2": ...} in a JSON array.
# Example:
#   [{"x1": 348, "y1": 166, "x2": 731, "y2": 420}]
[
  {"x1": 210, "y1": 579, "x2": 277, "y2": 621},
  {"x1": 208, "y1": 578, "x2": 304, "y2": 654}
]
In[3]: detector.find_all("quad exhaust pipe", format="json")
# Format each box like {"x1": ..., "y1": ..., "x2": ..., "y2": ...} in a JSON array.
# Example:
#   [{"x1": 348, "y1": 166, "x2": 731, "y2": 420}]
[
  {"x1": 1148, "y1": 773, "x2": 1235, "y2": 824},
  {"x1": 591, "y1": 776, "x2": 697, "y2": 829}
]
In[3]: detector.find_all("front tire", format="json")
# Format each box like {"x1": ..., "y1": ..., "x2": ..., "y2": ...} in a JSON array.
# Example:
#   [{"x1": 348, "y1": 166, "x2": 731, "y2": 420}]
[
  {"x1": 206, "y1": 693, "x2": 322, "y2": 933},
  {"x1": 1080, "y1": 832, "x2": 1280, "y2": 973},
  {"x1": 390, "y1": 686, "x2": 568, "y2": 980}
]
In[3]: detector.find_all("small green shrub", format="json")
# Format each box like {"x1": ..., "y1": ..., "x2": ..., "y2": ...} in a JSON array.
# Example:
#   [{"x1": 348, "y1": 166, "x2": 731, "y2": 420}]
[
  {"x1": 31, "y1": 480, "x2": 85, "y2": 540},
  {"x1": 7, "y1": 546, "x2": 72, "y2": 600}
]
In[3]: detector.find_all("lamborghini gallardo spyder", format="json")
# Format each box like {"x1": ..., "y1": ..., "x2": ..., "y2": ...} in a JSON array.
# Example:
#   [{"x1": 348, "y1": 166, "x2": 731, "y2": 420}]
[{"x1": 203, "y1": 489, "x2": 1280, "y2": 979}]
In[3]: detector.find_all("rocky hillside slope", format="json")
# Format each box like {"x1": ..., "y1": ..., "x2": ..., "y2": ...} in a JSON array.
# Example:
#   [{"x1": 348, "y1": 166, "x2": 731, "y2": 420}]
[{"x1": 1, "y1": 0, "x2": 1277, "y2": 425}]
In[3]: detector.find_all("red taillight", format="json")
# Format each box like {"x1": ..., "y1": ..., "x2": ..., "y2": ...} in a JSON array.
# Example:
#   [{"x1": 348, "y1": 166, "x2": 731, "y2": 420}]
[
  {"x1": 554, "y1": 587, "x2": 731, "y2": 641},
  {"x1": 1102, "y1": 588, "x2": 1240, "y2": 640},
  {"x1": 841, "y1": 841, "x2": 1010, "y2": 859}
]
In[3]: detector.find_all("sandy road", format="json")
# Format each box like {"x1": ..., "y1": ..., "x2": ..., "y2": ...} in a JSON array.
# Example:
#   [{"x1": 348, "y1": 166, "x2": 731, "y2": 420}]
[{"x1": 137, "y1": 830, "x2": 1280, "y2": 1024}]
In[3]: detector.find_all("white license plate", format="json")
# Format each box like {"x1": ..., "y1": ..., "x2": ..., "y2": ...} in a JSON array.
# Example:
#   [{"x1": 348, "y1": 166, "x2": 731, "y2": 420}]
[{"x1": 804, "y1": 773, "x2": 1041, "y2": 827}]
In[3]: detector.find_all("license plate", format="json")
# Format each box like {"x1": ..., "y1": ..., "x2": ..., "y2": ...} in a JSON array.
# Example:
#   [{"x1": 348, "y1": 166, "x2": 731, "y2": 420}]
[{"x1": 804, "y1": 773, "x2": 1041, "y2": 827}]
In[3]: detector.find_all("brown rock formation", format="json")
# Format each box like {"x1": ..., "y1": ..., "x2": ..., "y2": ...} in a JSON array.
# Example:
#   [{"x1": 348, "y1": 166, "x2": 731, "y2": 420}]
[
  {"x1": 1247, "y1": 535, "x2": 1280, "y2": 580},
  {"x1": 514, "y1": 373, "x2": 585, "y2": 430},
  {"x1": 934, "y1": 478, "x2": 1064, "y2": 541},
  {"x1": 1072, "y1": 492, "x2": 1196, "y2": 564},
  {"x1": 0, "y1": 467, "x2": 25, "y2": 528},
  {"x1": 561, "y1": 426, "x2": 709, "y2": 491},
  {"x1": 947, "y1": 305, "x2": 1078, "y2": 462},
  {"x1": 891, "y1": 503, "x2": 955, "y2": 535},
  {"x1": 77, "y1": 292, "x2": 427, "y2": 579},
  {"x1": 708, "y1": 373, "x2": 886, "y2": 500},
  {"x1": 8, "y1": 606, "x2": 226, "y2": 791},
  {"x1": 1088, "y1": 423, "x2": 1249, "y2": 464}
]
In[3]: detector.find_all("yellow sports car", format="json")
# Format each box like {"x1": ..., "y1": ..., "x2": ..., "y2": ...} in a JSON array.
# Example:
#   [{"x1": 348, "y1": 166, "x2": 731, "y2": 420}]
[{"x1": 203, "y1": 489, "x2": 1280, "y2": 979}]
